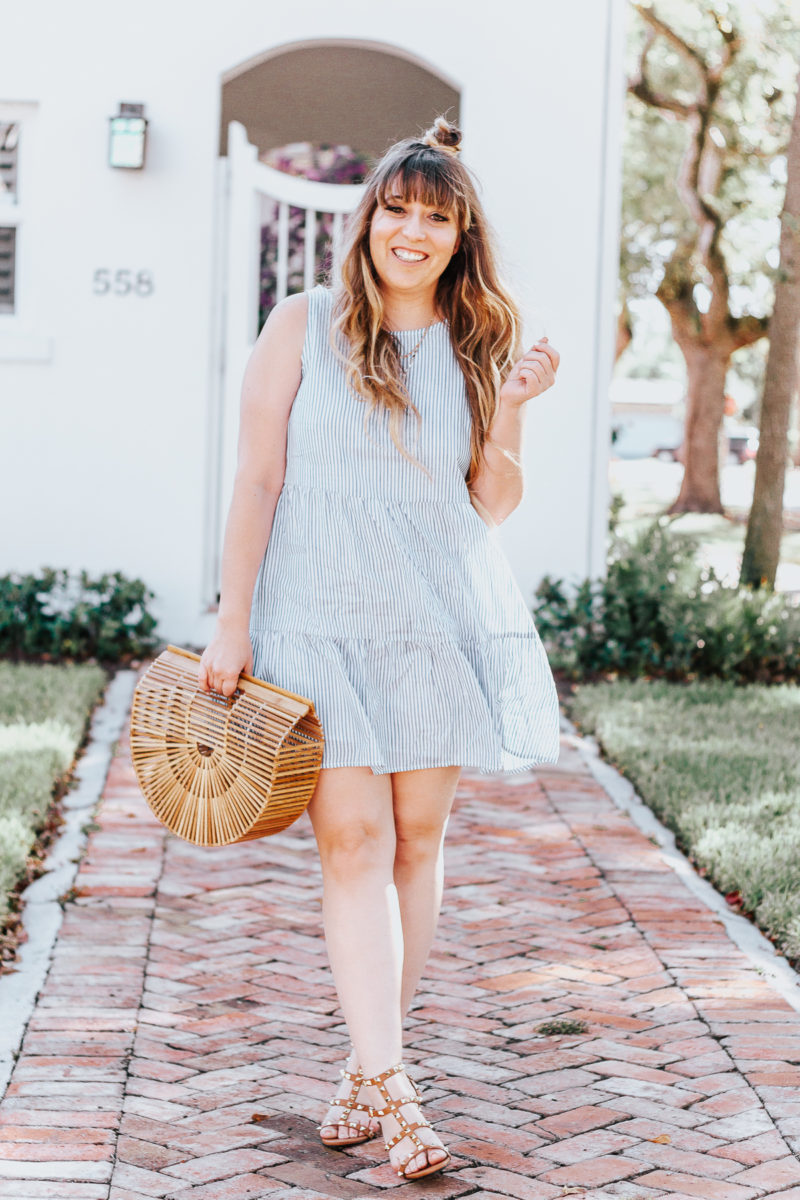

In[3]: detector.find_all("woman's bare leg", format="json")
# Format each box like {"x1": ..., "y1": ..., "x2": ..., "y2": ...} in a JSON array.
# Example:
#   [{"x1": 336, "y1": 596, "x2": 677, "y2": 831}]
[
  {"x1": 391, "y1": 766, "x2": 461, "y2": 1014},
  {"x1": 311, "y1": 765, "x2": 461, "y2": 1169},
  {"x1": 316, "y1": 768, "x2": 460, "y2": 1171},
  {"x1": 383, "y1": 764, "x2": 461, "y2": 1173},
  {"x1": 306, "y1": 766, "x2": 400, "y2": 1140}
]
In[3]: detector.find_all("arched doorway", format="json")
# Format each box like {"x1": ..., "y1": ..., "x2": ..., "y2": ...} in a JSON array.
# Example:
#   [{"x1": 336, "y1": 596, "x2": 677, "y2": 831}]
[
  {"x1": 204, "y1": 40, "x2": 461, "y2": 606},
  {"x1": 218, "y1": 39, "x2": 460, "y2": 159}
]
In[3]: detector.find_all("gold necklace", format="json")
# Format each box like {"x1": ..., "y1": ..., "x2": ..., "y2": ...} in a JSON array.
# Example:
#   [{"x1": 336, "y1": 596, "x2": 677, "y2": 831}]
[{"x1": 392, "y1": 316, "x2": 437, "y2": 374}]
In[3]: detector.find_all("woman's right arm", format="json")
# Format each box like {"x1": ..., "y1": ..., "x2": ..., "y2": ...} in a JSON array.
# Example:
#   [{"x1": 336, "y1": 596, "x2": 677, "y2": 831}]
[{"x1": 199, "y1": 292, "x2": 309, "y2": 696}]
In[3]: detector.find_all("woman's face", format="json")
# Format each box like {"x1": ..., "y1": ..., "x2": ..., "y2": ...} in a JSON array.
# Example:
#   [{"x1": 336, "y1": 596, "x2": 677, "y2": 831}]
[{"x1": 368, "y1": 184, "x2": 459, "y2": 298}]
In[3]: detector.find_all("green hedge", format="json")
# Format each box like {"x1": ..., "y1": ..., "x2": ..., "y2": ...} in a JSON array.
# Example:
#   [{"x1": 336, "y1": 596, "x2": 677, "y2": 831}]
[
  {"x1": 0, "y1": 663, "x2": 107, "y2": 927},
  {"x1": 0, "y1": 569, "x2": 158, "y2": 664},
  {"x1": 568, "y1": 678, "x2": 800, "y2": 964},
  {"x1": 534, "y1": 517, "x2": 800, "y2": 682}
]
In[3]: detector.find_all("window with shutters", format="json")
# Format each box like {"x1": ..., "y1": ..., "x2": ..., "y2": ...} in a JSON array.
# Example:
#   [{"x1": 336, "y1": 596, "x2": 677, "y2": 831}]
[{"x1": 0, "y1": 120, "x2": 20, "y2": 316}]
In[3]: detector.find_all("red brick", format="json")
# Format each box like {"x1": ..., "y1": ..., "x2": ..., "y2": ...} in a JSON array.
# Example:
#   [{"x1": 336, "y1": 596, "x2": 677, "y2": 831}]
[
  {"x1": 444, "y1": 1166, "x2": 561, "y2": 1198},
  {"x1": 0, "y1": 1187, "x2": 109, "y2": 1198},
  {"x1": 586, "y1": 1058, "x2": 687, "y2": 1085},
  {"x1": 537, "y1": 1127, "x2": 640, "y2": 1164},
  {"x1": 624, "y1": 1140, "x2": 744, "y2": 1179},
  {"x1": 634, "y1": 1170, "x2": 760, "y2": 1199},
  {"x1": 709, "y1": 1129, "x2": 791, "y2": 1165},
  {"x1": 5, "y1": 707, "x2": 800, "y2": 1200},
  {"x1": 535, "y1": 1104, "x2": 624, "y2": 1137},
  {"x1": 692, "y1": 1089, "x2": 762, "y2": 1118},
  {"x1": 436, "y1": 1116, "x2": 547, "y2": 1152},
  {"x1": 160, "y1": 1148, "x2": 289, "y2": 1184},
  {"x1": 0, "y1": 1145, "x2": 112, "y2": 1162},
  {"x1": 540, "y1": 1154, "x2": 643, "y2": 1186},
  {"x1": 728, "y1": 1155, "x2": 800, "y2": 1188},
  {"x1": 159, "y1": 1176, "x2": 282, "y2": 1199}
]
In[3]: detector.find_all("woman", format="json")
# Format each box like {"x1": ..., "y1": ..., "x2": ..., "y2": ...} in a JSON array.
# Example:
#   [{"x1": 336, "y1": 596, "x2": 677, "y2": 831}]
[{"x1": 199, "y1": 116, "x2": 561, "y2": 1181}]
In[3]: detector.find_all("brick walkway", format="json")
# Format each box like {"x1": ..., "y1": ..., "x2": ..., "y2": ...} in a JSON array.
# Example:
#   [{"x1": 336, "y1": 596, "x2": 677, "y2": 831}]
[{"x1": 2, "y1": 723, "x2": 800, "y2": 1200}]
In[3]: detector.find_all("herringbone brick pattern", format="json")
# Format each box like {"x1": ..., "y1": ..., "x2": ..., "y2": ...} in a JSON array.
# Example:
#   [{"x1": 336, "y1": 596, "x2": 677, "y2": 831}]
[{"x1": 2, "y1": 725, "x2": 800, "y2": 1200}]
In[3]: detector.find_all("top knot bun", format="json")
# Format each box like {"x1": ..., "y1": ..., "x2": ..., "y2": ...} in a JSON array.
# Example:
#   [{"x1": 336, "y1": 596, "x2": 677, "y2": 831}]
[{"x1": 421, "y1": 116, "x2": 462, "y2": 156}]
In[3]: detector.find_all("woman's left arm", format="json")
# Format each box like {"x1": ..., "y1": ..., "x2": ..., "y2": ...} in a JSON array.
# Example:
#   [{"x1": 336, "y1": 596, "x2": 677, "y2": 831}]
[{"x1": 469, "y1": 338, "x2": 560, "y2": 525}]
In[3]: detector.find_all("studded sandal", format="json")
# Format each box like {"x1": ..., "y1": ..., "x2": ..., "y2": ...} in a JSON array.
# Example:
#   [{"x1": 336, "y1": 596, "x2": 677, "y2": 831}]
[
  {"x1": 317, "y1": 1062, "x2": 378, "y2": 1148},
  {"x1": 361, "y1": 1061, "x2": 451, "y2": 1181}
]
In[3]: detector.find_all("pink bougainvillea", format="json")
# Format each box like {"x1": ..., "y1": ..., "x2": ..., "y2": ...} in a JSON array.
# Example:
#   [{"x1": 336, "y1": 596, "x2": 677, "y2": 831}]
[{"x1": 259, "y1": 143, "x2": 370, "y2": 331}]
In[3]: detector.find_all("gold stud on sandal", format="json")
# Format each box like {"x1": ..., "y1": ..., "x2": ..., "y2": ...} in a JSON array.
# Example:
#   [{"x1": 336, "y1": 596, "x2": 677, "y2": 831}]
[
  {"x1": 318, "y1": 1062, "x2": 378, "y2": 1148},
  {"x1": 361, "y1": 1061, "x2": 451, "y2": 1181}
]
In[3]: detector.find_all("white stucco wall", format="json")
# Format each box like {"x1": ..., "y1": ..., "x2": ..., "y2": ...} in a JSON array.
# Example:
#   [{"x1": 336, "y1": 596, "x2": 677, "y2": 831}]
[{"x1": 1, "y1": 0, "x2": 624, "y2": 644}]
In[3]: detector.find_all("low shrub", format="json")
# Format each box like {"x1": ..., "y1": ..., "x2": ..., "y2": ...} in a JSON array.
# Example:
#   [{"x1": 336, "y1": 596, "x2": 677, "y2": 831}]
[
  {"x1": 533, "y1": 517, "x2": 800, "y2": 682},
  {"x1": 568, "y1": 678, "x2": 800, "y2": 963},
  {"x1": 0, "y1": 662, "x2": 107, "y2": 937},
  {"x1": 0, "y1": 569, "x2": 158, "y2": 664}
]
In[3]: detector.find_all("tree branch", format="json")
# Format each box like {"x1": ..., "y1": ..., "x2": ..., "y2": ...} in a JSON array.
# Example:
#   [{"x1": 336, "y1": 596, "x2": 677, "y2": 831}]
[
  {"x1": 728, "y1": 313, "x2": 770, "y2": 351},
  {"x1": 707, "y1": 10, "x2": 740, "y2": 86},
  {"x1": 634, "y1": 4, "x2": 707, "y2": 80},
  {"x1": 628, "y1": 22, "x2": 697, "y2": 116}
]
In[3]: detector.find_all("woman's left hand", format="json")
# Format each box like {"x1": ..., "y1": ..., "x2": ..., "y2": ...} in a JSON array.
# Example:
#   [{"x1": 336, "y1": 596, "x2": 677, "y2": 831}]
[{"x1": 499, "y1": 337, "x2": 560, "y2": 407}]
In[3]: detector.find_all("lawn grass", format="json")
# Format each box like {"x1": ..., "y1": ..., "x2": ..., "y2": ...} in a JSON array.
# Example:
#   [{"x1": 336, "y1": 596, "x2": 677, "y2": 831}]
[
  {"x1": 608, "y1": 458, "x2": 800, "y2": 591},
  {"x1": 0, "y1": 663, "x2": 107, "y2": 929},
  {"x1": 566, "y1": 678, "x2": 800, "y2": 963}
]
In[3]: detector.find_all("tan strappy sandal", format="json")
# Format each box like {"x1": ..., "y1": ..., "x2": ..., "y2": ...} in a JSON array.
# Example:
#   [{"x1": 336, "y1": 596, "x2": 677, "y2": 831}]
[
  {"x1": 361, "y1": 1061, "x2": 451, "y2": 1181},
  {"x1": 317, "y1": 1062, "x2": 378, "y2": 1148}
]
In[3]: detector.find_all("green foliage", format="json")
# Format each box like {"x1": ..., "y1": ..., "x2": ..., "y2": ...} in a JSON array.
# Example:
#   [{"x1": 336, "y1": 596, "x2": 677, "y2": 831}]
[
  {"x1": 536, "y1": 1019, "x2": 589, "y2": 1036},
  {"x1": 567, "y1": 677, "x2": 800, "y2": 961},
  {"x1": 534, "y1": 516, "x2": 800, "y2": 681},
  {"x1": 620, "y1": 0, "x2": 800, "y2": 398},
  {"x1": 0, "y1": 663, "x2": 106, "y2": 926},
  {"x1": 0, "y1": 569, "x2": 158, "y2": 664}
]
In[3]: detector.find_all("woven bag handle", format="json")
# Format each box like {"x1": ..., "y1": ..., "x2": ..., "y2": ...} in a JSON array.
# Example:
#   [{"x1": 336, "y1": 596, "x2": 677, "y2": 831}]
[{"x1": 165, "y1": 644, "x2": 313, "y2": 717}]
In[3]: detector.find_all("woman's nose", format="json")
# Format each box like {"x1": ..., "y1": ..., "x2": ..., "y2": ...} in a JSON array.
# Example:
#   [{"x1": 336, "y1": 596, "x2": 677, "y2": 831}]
[{"x1": 401, "y1": 214, "x2": 426, "y2": 240}]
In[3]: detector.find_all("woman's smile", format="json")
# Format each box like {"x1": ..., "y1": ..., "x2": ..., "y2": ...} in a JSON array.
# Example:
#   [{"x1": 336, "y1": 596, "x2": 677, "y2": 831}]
[
  {"x1": 369, "y1": 191, "x2": 459, "y2": 295},
  {"x1": 392, "y1": 247, "x2": 428, "y2": 263}
]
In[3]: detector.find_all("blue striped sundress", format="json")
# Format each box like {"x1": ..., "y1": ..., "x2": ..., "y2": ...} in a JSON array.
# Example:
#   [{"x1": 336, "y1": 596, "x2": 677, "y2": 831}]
[{"x1": 249, "y1": 284, "x2": 561, "y2": 775}]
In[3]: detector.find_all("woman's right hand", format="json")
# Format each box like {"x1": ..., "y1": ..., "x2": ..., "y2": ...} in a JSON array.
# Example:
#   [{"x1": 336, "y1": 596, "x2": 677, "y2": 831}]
[{"x1": 198, "y1": 623, "x2": 254, "y2": 697}]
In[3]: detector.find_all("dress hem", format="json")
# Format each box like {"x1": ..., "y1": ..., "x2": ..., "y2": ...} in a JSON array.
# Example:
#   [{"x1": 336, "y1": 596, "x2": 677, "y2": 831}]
[{"x1": 318, "y1": 752, "x2": 561, "y2": 776}]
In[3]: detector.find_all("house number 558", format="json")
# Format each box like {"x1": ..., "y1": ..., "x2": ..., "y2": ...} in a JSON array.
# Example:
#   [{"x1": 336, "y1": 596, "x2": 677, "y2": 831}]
[{"x1": 93, "y1": 269, "x2": 154, "y2": 296}]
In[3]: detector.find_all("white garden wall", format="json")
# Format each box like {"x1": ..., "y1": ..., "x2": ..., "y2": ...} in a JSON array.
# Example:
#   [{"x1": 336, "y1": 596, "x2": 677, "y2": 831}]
[{"x1": 0, "y1": 0, "x2": 625, "y2": 643}]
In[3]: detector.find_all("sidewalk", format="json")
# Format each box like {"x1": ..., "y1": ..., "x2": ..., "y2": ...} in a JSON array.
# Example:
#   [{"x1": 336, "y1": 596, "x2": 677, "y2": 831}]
[{"x1": 2, "y1": 718, "x2": 800, "y2": 1200}]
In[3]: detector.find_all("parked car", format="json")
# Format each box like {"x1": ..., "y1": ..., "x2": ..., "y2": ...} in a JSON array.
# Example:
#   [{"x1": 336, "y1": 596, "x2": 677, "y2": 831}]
[
  {"x1": 727, "y1": 426, "x2": 759, "y2": 464},
  {"x1": 650, "y1": 424, "x2": 759, "y2": 466},
  {"x1": 651, "y1": 441, "x2": 684, "y2": 464}
]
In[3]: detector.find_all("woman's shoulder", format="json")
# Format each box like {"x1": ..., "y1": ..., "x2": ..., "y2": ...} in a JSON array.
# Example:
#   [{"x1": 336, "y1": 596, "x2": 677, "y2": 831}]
[
  {"x1": 268, "y1": 290, "x2": 309, "y2": 327},
  {"x1": 267, "y1": 285, "x2": 334, "y2": 332},
  {"x1": 257, "y1": 292, "x2": 309, "y2": 358},
  {"x1": 257, "y1": 287, "x2": 339, "y2": 373}
]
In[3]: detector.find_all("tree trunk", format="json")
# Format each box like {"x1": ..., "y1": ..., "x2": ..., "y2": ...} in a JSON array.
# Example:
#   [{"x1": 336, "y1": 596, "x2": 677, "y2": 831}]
[
  {"x1": 740, "y1": 64, "x2": 800, "y2": 588},
  {"x1": 667, "y1": 344, "x2": 729, "y2": 513},
  {"x1": 615, "y1": 301, "x2": 633, "y2": 363}
]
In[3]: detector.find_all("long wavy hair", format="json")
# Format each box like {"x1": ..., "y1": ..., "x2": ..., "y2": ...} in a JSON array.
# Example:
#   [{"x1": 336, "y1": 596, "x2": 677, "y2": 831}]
[{"x1": 330, "y1": 117, "x2": 523, "y2": 488}]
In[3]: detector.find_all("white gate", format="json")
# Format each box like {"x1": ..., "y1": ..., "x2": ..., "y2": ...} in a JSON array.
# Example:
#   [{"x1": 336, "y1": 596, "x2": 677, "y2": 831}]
[{"x1": 204, "y1": 120, "x2": 365, "y2": 607}]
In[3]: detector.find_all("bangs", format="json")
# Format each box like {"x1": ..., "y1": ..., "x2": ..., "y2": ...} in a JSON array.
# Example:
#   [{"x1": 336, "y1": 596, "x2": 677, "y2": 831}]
[{"x1": 376, "y1": 149, "x2": 471, "y2": 226}]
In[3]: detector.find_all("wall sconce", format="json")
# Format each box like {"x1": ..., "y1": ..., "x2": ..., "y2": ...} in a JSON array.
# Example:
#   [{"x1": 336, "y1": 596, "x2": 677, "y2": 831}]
[{"x1": 108, "y1": 103, "x2": 148, "y2": 169}]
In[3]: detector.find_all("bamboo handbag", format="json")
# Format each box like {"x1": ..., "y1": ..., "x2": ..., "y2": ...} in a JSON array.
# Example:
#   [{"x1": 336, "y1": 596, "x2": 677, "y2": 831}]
[{"x1": 130, "y1": 645, "x2": 324, "y2": 846}]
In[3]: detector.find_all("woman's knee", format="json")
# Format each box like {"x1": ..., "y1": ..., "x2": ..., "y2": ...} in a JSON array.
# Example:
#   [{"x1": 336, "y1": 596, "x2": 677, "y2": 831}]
[
  {"x1": 307, "y1": 767, "x2": 395, "y2": 878},
  {"x1": 392, "y1": 766, "x2": 459, "y2": 860},
  {"x1": 316, "y1": 819, "x2": 395, "y2": 877},
  {"x1": 393, "y1": 814, "x2": 448, "y2": 861}
]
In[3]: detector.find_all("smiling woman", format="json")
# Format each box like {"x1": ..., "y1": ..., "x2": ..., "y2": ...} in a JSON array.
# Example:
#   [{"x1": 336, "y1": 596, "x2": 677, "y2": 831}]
[
  {"x1": 198, "y1": 115, "x2": 562, "y2": 1183},
  {"x1": 368, "y1": 193, "x2": 459, "y2": 316}
]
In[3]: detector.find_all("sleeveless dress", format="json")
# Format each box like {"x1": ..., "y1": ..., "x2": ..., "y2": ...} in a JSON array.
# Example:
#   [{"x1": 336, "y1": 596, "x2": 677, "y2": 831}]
[{"x1": 249, "y1": 285, "x2": 560, "y2": 775}]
